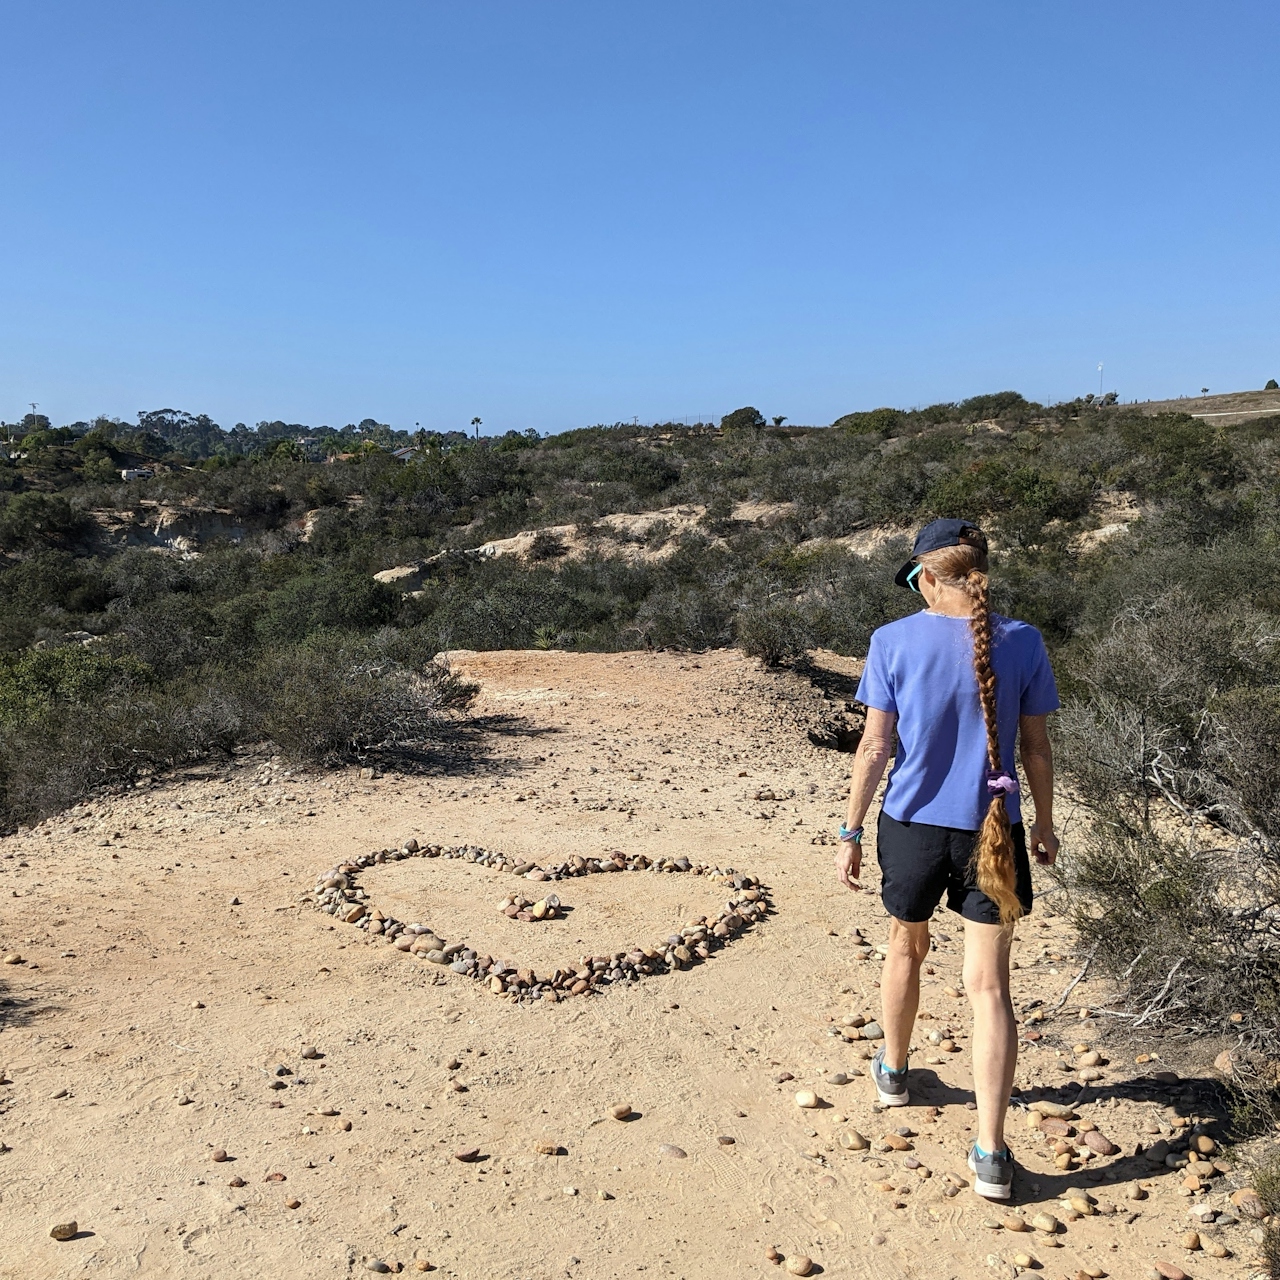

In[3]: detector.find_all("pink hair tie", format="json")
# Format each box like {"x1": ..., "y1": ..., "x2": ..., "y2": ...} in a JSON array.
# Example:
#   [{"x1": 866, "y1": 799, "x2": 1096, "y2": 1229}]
[{"x1": 987, "y1": 774, "x2": 1019, "y2": 797}]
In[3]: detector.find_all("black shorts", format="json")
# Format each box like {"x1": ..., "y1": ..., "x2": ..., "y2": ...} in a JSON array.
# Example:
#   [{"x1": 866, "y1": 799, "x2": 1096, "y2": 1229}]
[{"x1": 875, "y1": 810, "x2": 1033, "y2": 926}]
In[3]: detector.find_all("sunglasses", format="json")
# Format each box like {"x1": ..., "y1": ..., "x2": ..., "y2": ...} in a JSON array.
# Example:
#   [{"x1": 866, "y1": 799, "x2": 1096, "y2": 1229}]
[{"x1": 906, "y1": 563, "x2": 924, "y2": 593}]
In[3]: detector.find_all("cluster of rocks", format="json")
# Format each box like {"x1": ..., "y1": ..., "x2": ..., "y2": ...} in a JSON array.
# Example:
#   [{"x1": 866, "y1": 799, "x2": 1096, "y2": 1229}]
[
  {"x1": 498, "y1": 892, "x2": 560, "y2": 921},
  {"x1": 312, "y1": 838, "x2": 771, "y2": 1003}
]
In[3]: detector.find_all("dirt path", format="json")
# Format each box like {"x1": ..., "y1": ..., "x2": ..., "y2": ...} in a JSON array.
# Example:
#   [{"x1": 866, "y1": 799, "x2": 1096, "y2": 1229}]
[{"x1": 0, "y1": 650, "x2": 1261, "y2": 1278}]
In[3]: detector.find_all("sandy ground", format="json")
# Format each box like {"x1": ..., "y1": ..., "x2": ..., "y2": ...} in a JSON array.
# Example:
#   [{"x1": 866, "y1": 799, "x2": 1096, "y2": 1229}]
[{"x1": 0, "y1": 649, "x2": 1267, "y2": 1279}]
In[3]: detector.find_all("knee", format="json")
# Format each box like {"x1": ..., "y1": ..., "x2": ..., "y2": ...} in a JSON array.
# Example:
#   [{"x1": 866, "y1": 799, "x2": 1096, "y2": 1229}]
[
  {"x1": 888, "y1": 919, "x2": 931, "y2": 965},
  {"x1": 963, "y1": 966, "x2": 1011, "y2": 1003}
]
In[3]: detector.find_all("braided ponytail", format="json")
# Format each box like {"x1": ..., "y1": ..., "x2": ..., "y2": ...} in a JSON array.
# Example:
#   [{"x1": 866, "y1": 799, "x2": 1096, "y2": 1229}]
[{"x1": 916, "y1": 539, "x2": 1024, "y2": 925}]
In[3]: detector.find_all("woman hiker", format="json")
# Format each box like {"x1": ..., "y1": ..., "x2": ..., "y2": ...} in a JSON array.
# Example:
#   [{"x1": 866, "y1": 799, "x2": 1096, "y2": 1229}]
[{"x1": 834, "y1": 518, "x2": 1060, "y2": 1201}]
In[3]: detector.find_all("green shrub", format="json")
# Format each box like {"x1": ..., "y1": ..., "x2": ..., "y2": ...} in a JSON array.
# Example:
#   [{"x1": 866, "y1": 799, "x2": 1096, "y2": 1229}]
[
  {"x1": 0, "y1": 493, "x2": 89, "y2": 551},
  {"x1": 832, "y1": 407, "x2": 903, "y2": 435},
  {"x1": 0, "y1": 645, "x2": 151, "y2": 725},
  {"x1": 735, "y1": 597, "x2": 814, "y2": 666},
  {"x1": 255, "y1": 571, "x2": 400, "y2": 646},
  {"x1": 720, "y1": 406, "x2": 765, "y2": 432}
]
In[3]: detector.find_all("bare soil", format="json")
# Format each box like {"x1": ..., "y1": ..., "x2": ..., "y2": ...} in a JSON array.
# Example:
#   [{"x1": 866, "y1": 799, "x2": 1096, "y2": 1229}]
[{"x1": 0, "y1": 649, "x2": 1263, "y2": 1278}]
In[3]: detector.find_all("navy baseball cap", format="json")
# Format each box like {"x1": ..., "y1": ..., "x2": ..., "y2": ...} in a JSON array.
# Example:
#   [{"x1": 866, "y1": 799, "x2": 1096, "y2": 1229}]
[{"x1": 894, "y1": 518, "x2": 987, "y2": 588}]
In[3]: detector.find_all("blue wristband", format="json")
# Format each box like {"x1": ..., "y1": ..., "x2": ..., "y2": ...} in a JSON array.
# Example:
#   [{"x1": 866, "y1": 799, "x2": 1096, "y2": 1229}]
[{"x1": 838, "y1": 824, "x2": 863, "y2": 844}]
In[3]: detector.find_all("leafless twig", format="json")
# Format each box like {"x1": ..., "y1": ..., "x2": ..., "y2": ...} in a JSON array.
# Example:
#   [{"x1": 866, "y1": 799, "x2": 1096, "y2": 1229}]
[
  {"x1": 1133, "y1": 957, "x2": 1186, "y2": 1027},
  {"x1": 1047, "y1": 944, "x2": 1098, "y2": 1015}
]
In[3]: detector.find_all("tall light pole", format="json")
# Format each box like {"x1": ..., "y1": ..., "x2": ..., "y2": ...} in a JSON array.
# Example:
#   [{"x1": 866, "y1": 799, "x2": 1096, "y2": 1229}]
[{"x1": 1097, "y1": 364, "x2": 1104, "y2": 398}]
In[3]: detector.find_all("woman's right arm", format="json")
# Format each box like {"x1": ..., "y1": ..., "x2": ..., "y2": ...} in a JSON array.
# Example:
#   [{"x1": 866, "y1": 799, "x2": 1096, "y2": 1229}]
[{"x1": 835, "y1": 707, "x2": 897, "y2": 890}]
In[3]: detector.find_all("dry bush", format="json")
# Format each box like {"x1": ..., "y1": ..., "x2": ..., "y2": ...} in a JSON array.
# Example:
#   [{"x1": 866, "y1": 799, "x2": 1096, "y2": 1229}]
[
  {"x1": 1055, "y1": 593, "x2": 1280, "y2": 1124},
  {"x1": 245, "y1": 632, "x2": 476, "y2": 764}
]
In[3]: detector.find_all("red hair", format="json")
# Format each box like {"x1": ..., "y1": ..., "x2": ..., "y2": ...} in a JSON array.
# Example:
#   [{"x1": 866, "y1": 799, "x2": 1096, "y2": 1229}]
[{"x1": 917, "y1": 534, "x2": 1023, "y2": 925}]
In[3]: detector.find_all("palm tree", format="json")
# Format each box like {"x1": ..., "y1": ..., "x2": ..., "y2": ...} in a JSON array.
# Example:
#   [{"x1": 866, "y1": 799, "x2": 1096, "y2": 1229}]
[{"x1": 471, "y1": 416, "x2": 482, "y2": 438}]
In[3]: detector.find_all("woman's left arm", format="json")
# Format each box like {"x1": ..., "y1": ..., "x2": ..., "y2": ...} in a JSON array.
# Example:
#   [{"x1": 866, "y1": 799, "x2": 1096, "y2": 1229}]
[
  {"x1": 835, "y1": 707, "x2": 897, "y2": 890},
  {"x1": 1019, "y1": 712, "x2": 1059, "y2": 865}
]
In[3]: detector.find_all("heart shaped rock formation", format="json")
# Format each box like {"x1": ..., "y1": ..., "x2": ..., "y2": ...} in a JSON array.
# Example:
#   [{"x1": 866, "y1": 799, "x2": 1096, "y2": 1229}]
[{"x1": 313, "y1": 841, "x2": 772, "y2": 1003}]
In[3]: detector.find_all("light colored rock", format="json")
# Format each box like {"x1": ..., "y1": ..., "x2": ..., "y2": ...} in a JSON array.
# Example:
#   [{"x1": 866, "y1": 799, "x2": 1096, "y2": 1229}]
[
  {"x1": 1030, "y1": 1101, "x2": 1076, "y2": 1120},
  {"x1": 1030, "y1": 1211, "x2": 1059, "y2": 1233},
  {"x1": 784, "y1": 1256, "x2": 813, "y2": 1276},
  {"x1": 794, "y1": 1091, "x2": 820, "y2": 1109},
  {"x1": 611, "y1": 1103, "x2": 632, "y2": 1120}
]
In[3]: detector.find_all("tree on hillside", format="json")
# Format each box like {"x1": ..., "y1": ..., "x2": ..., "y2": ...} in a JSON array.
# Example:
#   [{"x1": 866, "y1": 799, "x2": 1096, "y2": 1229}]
[
  {"x1": 1266, "y1": 378, "x2": 1278, "y2": 390},
  {"x1": 771, "y1": 415, "x2": 787, "y2": 427},
  {"x1": 720, "y1": 406, "x2": 765, "y2": 432}
]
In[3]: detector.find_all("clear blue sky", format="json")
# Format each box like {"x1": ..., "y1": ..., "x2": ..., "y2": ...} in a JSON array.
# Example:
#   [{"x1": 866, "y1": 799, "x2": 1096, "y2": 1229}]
[{"x1": 2, "y1": 1, "x2": 1277, "y2": 434}]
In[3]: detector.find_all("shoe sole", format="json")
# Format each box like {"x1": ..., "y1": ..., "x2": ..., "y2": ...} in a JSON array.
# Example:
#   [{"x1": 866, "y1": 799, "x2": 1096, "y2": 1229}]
[
  {"x1": 968, "y1": 1152, "x2": 1012, "y2": 1200},
  {"x1": 874, "y1": 1080, "x2": 911, "y2": 1107}
]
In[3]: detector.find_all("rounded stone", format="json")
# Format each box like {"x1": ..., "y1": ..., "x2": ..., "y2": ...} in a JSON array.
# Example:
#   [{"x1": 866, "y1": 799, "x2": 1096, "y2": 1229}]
[
  {"x1": 794, "y1": 1091, "x2": 820, "y2": 1109},
  {"x1": 784, "y1": 1256, "x2": 813, "y2": 1276},
  {"x1": 611, "y1": 1103, "x2": 632, "y2": 1120},
  {"x1": 49, "y1": 1221, "x2": 78, "y2": 1241}
]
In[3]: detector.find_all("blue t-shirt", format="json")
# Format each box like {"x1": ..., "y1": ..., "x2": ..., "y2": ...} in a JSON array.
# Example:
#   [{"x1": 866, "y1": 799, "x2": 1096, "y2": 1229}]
[{"x1": 855, "y1": 610, "x2": 1059, "y2": 830}]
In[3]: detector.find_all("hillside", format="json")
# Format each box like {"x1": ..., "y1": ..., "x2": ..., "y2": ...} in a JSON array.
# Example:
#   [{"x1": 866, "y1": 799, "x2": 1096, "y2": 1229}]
[{"x1": 1138, "y1": 388, "x2": 1280, "y2": 426}]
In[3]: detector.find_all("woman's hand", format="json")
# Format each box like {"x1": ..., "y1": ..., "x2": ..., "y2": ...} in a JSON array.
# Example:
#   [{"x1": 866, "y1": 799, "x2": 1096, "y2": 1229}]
[
  {"x1": 1029, "y1": 822, "x2": 1059, "y2": 866},
  {"x1": 835, "y1": 839, "x2": 863, "y2": 890}
]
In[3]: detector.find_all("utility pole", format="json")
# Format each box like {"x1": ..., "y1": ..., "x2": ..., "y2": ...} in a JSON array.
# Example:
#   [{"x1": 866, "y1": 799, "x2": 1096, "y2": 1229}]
[{"x1": 1097, "y1": 364, "x2": 1103, "y2": 398}]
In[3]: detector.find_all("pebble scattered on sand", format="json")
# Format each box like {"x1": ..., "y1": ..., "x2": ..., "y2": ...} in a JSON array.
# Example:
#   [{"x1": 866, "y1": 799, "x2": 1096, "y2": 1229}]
[
  {"x1": 211, "y1": 1149, "x2": 229, "y2": 1163},
  {"x1": 658, "y1": 1144, "x2": 687, "y2": 1159},
  {"x1": 611, "y1": 1104, "x2": 632, "y2": 1120},
  {"x1": 49, "y1": 1221, "x2": 77, "y2": 1241},
  {"x1": 784, "y1": 1255, "x2": 813, "y2": 1275}
]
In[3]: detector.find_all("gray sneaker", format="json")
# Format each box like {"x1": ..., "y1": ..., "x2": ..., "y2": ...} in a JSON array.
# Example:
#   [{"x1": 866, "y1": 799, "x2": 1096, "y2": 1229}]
[
  {"x1": 871, "y1": 1047, "x2": 910, "y2": 1107},
  {"x1": 968, "y1": 1144, "x2": 1014, "y2": 1200}
]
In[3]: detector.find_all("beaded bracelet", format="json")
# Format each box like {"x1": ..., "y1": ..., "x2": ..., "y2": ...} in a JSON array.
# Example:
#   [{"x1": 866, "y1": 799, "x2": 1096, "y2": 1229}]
[{"x1": 838, "y1": 824, "x2": 864, "y2": 844}]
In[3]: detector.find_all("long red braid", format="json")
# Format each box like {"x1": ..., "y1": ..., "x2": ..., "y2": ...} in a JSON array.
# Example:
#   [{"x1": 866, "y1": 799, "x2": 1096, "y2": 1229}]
[{"x1": 916, "y1": 538, "x2": 1023, "y2": 925}]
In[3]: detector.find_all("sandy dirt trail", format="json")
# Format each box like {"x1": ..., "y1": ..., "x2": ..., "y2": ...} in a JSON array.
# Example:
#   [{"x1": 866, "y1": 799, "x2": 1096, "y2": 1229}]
[{"x1": 0, "y1": 649, "x2": 1260, "y2": 1279}]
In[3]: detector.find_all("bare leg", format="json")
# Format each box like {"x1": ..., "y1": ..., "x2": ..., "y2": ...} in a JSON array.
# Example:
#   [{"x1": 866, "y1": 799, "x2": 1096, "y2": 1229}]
[
  {"x1": 963, "y1": 921, "x2": 1017, "y2": 1151},
  {"x1": 880, "y1": 918, "x2": 931, "y2": 1071}
]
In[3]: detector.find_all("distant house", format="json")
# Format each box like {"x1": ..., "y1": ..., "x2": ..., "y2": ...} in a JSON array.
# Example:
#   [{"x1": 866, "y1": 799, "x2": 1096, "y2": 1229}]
[
  {"x1": 120, "y1": 467, "x2": 154, "y2": 481},
  {"x1": 391, "y1": 446, "x2": 418, "y2": 462}
]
